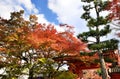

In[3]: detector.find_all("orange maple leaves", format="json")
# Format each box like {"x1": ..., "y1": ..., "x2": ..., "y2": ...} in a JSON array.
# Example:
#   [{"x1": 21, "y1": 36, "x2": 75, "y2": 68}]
[{"x1": 27, "y1": 24, "x2": 89, "y2": 55}]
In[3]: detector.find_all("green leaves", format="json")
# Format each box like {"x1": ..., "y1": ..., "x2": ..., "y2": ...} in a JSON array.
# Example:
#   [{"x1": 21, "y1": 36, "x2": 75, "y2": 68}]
[
  {"x1": 81, "y1": 11, "x2": 91, "y2": 20},
  {"x1": 99, "y1": 25, "x2": 111, "y2": 36},
  {"x1": 88, "y1": 39, "x2": 118, "y2": 50},
  {"x1": 77, "y1": 25, "x2": 111, "y2": 41},
  {"x1": 87, "y1": 17, "x2": 109, "y2": 27},
  {"x1": 81, "y1": 5, "x2": 92, "y2": 20},
  {"x1": 81, "y1": 0, "x2": 94, "y2": 3}
]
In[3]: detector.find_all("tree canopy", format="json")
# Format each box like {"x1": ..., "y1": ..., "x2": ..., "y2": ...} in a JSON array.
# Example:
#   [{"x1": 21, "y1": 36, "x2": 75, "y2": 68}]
[{"x1": 0, "y1": 10, "x2": 88, "y2": 79}]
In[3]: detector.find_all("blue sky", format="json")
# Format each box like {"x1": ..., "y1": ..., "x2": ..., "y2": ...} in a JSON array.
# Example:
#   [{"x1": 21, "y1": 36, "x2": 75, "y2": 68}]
[{"x1": 31, "y1": 0, "x2": 59, "y2": 24}]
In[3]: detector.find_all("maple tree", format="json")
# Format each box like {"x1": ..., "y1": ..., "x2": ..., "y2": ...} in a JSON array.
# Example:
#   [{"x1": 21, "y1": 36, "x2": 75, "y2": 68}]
[
  {"x1": 26, "y1": 22, "x2": 88, "y2": 79},
  {"x1": 0, "y1": 10, "x2": 33, "y2": 79},
  {"x1": 0, "y1": 10, "x2": 88, "y2": 79},
  {"x1": 27, "y1": 23, "x2": 88, "y2": 55}
]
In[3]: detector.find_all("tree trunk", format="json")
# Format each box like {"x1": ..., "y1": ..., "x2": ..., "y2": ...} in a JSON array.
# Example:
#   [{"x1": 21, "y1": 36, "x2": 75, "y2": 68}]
[
  {"x1": 28, "y1": 68, "x2": 33, "y2": 79},
  {"x1": 98, "y1": 50, "x2": 109, "y2": 79}
]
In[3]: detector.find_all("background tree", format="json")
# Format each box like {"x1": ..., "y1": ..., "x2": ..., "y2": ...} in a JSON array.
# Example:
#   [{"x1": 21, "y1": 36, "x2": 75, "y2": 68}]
[
  {"x1": 0, "y1": 10, "x2": 88, "y2": 79},
  {"x1": 0, "y1": 10, "x2": 31, "y2": 79},
  {"x1": 78, "y1": 0, "x2": 118, "y2": 79},
  {"x1": 106, "y1": 0, "x2": 120, "y2": 35}
]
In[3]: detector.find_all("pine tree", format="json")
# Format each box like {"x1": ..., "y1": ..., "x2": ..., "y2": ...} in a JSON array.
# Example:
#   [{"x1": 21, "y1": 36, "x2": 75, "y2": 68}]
[{"x1": 78, "y1": 0, "x2": 118, "y2": 79}]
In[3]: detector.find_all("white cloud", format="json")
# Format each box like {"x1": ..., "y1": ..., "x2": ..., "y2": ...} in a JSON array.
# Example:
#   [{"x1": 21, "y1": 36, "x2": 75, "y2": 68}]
[
  {"x1": 0, "y1": 0, "x2": 39, "y2": 19},
  {"x1": 18, "y1": 0, "x2": 39, "y2": 14},
  {"x1": 37, "y1": 14, "x2": 50, "y2": 24},
  {"x1": 48, "y1": 0, "x2": 89, "y2": 35},
  {"x1": 37, "y1": 14, "x2": 65, "y2": 32},
  {"x1": 48, "y1": 0, "x2": 82, "y2": 22},
  {"x1": 0, "y1": 0, "x2": 23, "y2": 19}
]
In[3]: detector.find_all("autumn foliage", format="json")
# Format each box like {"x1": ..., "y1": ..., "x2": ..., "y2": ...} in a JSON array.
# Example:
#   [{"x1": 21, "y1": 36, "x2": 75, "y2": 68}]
[
  {"x1": 26, "y1": 24, "x2": 88, "y2": 56},
  {"x1": 0, "y1": 10, "x2": 89, "y2": 79},
  {"x1": 106, "y1": 0, "x2": 120, "y2": 20}
]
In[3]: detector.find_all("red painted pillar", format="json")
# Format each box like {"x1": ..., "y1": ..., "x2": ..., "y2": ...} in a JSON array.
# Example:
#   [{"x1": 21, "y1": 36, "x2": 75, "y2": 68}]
[{"x1": 118, "y1": 55, "x2": 120, "y2": 66}]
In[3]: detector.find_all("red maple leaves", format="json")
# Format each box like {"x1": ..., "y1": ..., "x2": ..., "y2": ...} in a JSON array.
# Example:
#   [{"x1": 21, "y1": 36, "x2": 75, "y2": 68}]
[
  {"x1": 27, "y1": 24, "x2": 89, "y2": 55},
  {"x1": 106, "y1": 0, "x2": 120, "y2": 20}
]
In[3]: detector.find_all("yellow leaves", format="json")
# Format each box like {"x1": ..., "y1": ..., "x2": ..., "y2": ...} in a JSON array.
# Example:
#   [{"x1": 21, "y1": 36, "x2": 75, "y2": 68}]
[
  {"x1": 12, "y1": 77, "x2": 16, "y2": 79},
  {"x1": 5, "y1": 33, "x2": 18, "y2": 42},
  {"x1": 38, "y1": 58, "x2": 46, "y2": 63}
]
